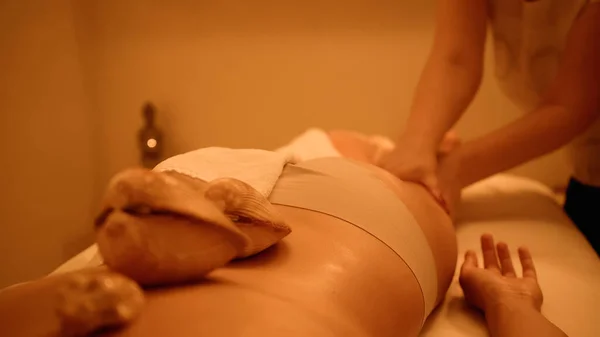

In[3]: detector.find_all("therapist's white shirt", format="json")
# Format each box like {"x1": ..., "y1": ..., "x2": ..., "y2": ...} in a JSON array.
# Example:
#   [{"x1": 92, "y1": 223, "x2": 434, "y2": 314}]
[{"x1": 490, "y1": 0, "x2": 600, "y2": 186}]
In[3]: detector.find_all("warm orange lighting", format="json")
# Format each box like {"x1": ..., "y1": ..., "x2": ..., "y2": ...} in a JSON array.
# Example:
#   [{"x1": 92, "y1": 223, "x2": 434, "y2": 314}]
[{"x1": 147, "y1": 138, "x2": 157, "y2": 148}]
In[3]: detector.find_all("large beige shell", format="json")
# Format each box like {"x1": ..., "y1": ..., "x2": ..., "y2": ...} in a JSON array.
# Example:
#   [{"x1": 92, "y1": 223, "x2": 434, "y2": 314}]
[
  {"x1": 96, "y1": 168, "x2": 250, "y2": 286},
  {"x1": 95, "y1": 168, "x2": 291, "y2": 286}
]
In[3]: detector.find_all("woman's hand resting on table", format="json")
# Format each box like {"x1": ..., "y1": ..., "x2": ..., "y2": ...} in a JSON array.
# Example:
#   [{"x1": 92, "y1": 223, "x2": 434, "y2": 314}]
[
  {"x1": 377, "y1": 131, "x2": 462, "y2": 215},
  {"x1": 459, "y1": 234, "x2": 543, "y2": 314},
  {"x1": 458, "y1": 235, "x2": 568, "y2": 337}
]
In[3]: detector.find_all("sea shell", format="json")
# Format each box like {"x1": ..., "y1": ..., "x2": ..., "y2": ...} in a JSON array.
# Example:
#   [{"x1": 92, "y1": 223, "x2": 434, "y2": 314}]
[
  {"x1": 95, "y1": 168, "x2": 291, "y2": 286},
  {"x1": 56, "y1": 271, "x2": 144, "y2": 337},
  {"x1": 205, "y1": 177, "x2": 291, "y2": 258},
  {"x1": 96, "y1": 168, "x2": 249, "y2": 286}
]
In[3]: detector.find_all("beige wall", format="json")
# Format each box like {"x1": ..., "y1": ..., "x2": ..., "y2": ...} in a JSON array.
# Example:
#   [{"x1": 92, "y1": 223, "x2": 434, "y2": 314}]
[
  {"x1": 0, "y1": 0, "x2": 96, "y2": 288},
  {"x1": 80, "y1": 0, "x2": 570, "y2": 189}
]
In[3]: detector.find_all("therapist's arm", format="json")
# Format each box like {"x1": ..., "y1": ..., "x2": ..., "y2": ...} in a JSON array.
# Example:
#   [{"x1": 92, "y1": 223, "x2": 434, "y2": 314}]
[
  {"x1": 460, "y1": 235, "x2": 568, "y2": 337},
  {"x1": 453, "y1": 4, "x2": 600, "y2": 188},
  {"x1": 400, "y1": 0, "x2": 488, "y2": 150},
  {"x1": 378, "y1": 0, "x2": 487, "y2": 197}
]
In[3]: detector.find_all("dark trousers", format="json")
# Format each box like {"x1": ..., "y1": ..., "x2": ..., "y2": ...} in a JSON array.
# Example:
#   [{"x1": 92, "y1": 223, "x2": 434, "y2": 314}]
[{"x1": 564, "y1": 177, "x2": 600, "y2": 257}]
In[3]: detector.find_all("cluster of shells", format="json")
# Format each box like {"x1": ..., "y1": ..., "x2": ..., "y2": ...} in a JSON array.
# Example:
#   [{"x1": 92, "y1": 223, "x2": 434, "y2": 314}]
[{"x1": 56, "y1": 168, "x2": 291, "y2": 336}]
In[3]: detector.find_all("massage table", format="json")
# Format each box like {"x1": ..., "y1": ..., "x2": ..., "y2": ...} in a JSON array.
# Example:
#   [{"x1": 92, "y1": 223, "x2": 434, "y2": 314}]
[{"x1": 52, "y1": 174, "x2": 600, "y2": 337}]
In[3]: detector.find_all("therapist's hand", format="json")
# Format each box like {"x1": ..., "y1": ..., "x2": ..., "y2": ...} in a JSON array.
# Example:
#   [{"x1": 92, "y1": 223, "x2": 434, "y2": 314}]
[
  {"x1": 377, "y1": 131, "x2": 461, "y2": 210},
  {"x1": 378, "y1": 143, "x2": 441, "y2": 198},
  {"x1": 435, "y1": 150, "x2": 462, "y2": 216},
  {"x1": 459, "y1": 234, "x2": 543, "y2": 314}
]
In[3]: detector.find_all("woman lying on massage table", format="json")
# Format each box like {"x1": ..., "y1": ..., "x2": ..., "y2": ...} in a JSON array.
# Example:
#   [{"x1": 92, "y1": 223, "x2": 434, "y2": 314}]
[{"x1": 0, "y1": 130, "x2": 567, "y2": 337}]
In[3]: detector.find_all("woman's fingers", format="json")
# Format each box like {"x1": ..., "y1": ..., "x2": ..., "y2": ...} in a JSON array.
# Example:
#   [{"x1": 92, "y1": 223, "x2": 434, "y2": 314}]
[
  {"x1": 470, "y1": 235, "x2": 534, "y2": 279},
  {"x1": 481, "y1": 234, "x2": 501, "y2": 273},
  {"x1": 463, "y1": 250, "x2": 479, "y2": 268},
  {"x1": 518, "y1": 247, "x2": 538, "y2": 280},
  {"x1": 496, "y1": 242, "x2": 516, "y2": 277},
  {"x1": 460, "y1": 250, "x2": 479, "y2": 281}
]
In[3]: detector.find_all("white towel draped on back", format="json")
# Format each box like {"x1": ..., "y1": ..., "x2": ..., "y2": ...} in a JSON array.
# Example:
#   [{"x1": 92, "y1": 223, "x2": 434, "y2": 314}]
[{"x1": 154, "y1": 147, "x2": 295, "y2": 197}]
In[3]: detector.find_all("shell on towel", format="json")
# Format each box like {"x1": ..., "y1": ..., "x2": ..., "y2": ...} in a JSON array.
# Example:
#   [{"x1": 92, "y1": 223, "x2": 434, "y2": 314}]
[
  {"x1": 205, "y1": 178, "x2": 291, "y2": 258},
  {"x1": 95, "y1": 168, "x2": 291, "y2": 286}
]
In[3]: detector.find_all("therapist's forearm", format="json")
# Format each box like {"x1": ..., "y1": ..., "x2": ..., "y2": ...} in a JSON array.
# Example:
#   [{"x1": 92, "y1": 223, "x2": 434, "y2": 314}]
[
  {"x1": 401, "y1": 58, "x2": 482, "y2": 150},
  {"x1": 486, "y1": 302, "x2": 568, "y2": 337},
  {"x1": 456, "y1": 104, "x2": 597, "y2": 187}
]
